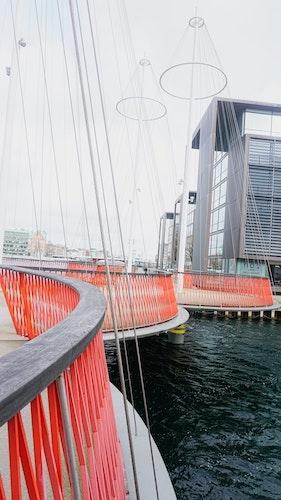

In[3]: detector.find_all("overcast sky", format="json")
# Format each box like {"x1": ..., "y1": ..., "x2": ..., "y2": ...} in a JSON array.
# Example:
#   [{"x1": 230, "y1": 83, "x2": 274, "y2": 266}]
[{"x1": 0, "y1": 0, "x2": 280, "y2": 260}]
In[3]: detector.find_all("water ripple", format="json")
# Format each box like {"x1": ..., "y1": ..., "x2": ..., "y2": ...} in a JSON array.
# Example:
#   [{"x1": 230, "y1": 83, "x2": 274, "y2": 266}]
[{"x1": 106, "y1": 318, "x2": 281, "y2": 499}]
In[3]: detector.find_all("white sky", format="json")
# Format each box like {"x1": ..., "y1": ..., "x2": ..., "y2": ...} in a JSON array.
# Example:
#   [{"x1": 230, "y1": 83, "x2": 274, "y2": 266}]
[{"x1": 0, "y1": 0, "x2": 280, "y2": 260}]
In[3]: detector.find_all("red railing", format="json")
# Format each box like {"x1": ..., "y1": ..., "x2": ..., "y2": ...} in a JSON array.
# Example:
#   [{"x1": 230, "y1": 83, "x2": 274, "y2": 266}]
[
  {"x1": 0, "y1": 267, "x2": 126, "y2": 499},
  {"x1": 67, "y1": 262, "x2": 125, "y2": 273},
  {"x1": 66, "y1": 272, "x2": 178, "y2": 331},
  {"x1": 0, "y1": 268, "x2": 79, "y2": 338},
  {"x1": 96, "y1": 265, "x2": 125, "y2": 273},
  {"x1": 179, "y1": 272, "x2": 273, "y2": 307},
  {"x1": 67, "y1": 261, "x2": 97, "y2": 271}
]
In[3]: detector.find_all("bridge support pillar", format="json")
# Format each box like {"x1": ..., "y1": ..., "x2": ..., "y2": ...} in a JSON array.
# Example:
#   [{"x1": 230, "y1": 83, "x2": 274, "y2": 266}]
[
  {"x1": 271, "y1": 310, "x2": 276, "y2": 319},
  {"x1": 168, "y1": 325, "x2": 185, "y2": 344},
  {"x1": 237, "y1": 310, "x2": 242, "y2": 318}
]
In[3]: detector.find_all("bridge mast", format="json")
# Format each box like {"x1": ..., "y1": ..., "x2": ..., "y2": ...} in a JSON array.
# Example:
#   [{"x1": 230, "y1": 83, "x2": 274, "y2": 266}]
[{"x1": 176, "y1": 18, "x2": 198, "y2": 275}]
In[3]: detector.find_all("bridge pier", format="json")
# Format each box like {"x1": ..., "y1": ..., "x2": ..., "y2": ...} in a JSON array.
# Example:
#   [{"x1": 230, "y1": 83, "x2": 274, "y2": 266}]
[
  {"x1": 168, "y1": 324, "x2": 186, "y2": 344},
  {"x1": 168, "y1": 332, "x2": 185, "y2": 344}
]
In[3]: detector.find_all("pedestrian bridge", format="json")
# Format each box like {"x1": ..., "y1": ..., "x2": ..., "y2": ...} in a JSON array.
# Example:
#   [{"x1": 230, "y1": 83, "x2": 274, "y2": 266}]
[
  {"x1": 2, "y1": 257, "x2": 182, "y2": 334},
  {"x1": 1, "y1": 256, "x2": 276, "y2": 311}
]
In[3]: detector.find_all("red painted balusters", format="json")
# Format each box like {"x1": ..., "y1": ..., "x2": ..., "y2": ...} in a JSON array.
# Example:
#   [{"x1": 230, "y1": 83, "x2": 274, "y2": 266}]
[
  {"x1": 182, "y1": 272, "x2": 273, "y2": 307},
  {"x1": 3, "y1": 334, "x2": 126, "y2": 499},
  {"x1": 65, "y1": 272, "x2": 178, "y2": 331}
]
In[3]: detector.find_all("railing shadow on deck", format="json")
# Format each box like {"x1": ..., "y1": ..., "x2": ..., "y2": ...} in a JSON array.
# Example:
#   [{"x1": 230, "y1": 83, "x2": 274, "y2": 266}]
[{"x1": 0, "y1": 266, "x2": 126, "y2": 499}]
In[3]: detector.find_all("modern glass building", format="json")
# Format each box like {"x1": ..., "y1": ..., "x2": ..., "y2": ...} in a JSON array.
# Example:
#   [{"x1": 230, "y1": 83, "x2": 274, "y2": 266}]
[
  {"x1": 192, "y1": 97, "x2": 281, "y2": 278},
  {"x1": 3, "y1": 229, "x2": 30, "y2": 256},
  {"x1": 156, "y1": 192, "x2": 196, "y2": 271}
]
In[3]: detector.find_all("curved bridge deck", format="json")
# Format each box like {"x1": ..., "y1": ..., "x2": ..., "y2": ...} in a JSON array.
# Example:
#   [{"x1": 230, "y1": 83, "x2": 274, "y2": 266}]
[{"x1": 177, "y1": 272, "x2": 275, "y2": 311}]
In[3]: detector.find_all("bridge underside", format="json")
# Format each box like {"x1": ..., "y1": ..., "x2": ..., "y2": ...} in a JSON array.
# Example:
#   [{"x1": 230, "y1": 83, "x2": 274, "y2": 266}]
[{"x1": 103, "y1": 307, "x2": 189, "y2": 341}]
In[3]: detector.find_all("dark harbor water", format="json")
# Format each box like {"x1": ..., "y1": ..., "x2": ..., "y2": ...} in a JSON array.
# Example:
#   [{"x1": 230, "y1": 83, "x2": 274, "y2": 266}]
[{"x1": 106, "y1": 317, "x2": 281, "y2": 499}]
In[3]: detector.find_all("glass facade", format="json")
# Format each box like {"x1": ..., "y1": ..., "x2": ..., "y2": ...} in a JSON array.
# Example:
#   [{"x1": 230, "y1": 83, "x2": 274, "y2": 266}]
[
  {"x1": 244, "y1": 110, "x2": 281, "y2": 138},
  {"x1": 193, "y1": 100, "x2": 281, "y2": 274},
  {"x1": 245, "y1": 136, "x2": 281, "y2": 258},
  {"x1": 208, "y1": 152, "x2": 228, "y2": 266},
  {"x1": 185, "y1": 206, "x2": 195, "y2": 268}
]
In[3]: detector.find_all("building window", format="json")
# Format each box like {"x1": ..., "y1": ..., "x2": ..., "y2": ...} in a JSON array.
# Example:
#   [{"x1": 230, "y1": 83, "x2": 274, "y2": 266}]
[
  {"x1": 211, "y1": 181, "x2": 227, "y2": 209},
  {"x1": 210, "y1": 206, "x2": 225, "y2": 233},
  {"x1": 272, "y1": 114, "x2": 281, "y2": 137},
  {"x1": 244, "y1": 110, "x2": 281, "y2": 139},
  {"x1": 213, "y1": 153, "x2": 228, "y2": 187},
  {"x1": 208, "y1": 232, "x2": 223, "y2": 257},
  {"x1": 208, "y1": 152, "x2": 228, "y2": 260}
]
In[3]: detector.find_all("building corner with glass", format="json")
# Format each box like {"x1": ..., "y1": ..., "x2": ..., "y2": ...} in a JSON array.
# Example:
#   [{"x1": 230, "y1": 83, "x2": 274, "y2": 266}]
[{"x1": 191, "y1": 97, "x2": 281, "y2": 281}]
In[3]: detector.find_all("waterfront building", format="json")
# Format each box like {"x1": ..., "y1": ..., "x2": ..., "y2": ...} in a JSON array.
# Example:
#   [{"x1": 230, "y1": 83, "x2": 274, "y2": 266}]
[
  {"x1": 192, "y1": 97, "x2": 281, "y2": 278},
  {"x1": 45, "y1": 241, "x2": 66, "y2": 258},
  {"x1": 157, "y1": 212, "x2": 174, "y2": 270},
  {"x1": 28, "y1": 230, "x2": 47, "y2": 258},
  {"x1": 3, "y1": 229, "x2": 30, "y2": 256},
  {"x1": 67, "y1": 247, "x2": 91, "y2": 260},
  {"x1": 157, "y1": 192, "x2": 196, "y2": 271}
]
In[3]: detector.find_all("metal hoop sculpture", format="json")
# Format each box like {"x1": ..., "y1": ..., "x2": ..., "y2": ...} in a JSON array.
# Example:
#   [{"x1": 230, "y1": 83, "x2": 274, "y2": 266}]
[
  {"x1": 116, "y1": 96, "x2": 167, "y2": 121},
  {"x1": 159, "y1": 62, "x2": 228, "y2": 100},
  {"x1": 139, "y1": 58, "x2": 151, "y2": 66},
  {"x1": 189, "y1": 16, "x2": 205, "y2": 28}
]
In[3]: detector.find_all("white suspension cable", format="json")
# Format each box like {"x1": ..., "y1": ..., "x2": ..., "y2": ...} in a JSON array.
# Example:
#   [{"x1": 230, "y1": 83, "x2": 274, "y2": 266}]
[
  {"x1": 34, "y1": 0, "x2": 68, "y2": 259},
  {"x1": 84, "y1": 1, "x2": 160, "y2": 495},
  {"x1": 9, "y1": 0, "x2": 41, "y2": 260},
  {"x1": 67, "y1": 2, "x2": 140, "y2": 497},
  {"x1": 56, "y1": 0, "x2": 92, "y2": 257}
]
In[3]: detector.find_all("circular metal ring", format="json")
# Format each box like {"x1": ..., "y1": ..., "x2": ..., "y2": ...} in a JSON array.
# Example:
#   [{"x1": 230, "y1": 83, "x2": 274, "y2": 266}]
[
  {"x1": 159, "y1": 62, "x2": 228, "y2": 100},
  {"x1": 189, "y1": 16, "x2": 205, "y2": 28},
  {"x1": 116, "y1": 96, "x2": 167, "y2": 121},
  {"x1": 139, "y1": 58, "x2": 151, "y2": 66}
]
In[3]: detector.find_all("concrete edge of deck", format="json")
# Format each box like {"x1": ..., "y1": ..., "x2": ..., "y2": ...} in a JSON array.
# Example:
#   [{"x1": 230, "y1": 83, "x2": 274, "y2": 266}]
[
  {"x1": 103, "y1": 307, "x2": 189, "y2": 341},
  {"x1": 178, "y1": 302, "x2": 280, "y2": 312},
  {"x1": 110, "y1": 383, "x2": 176, "y2": 500}
]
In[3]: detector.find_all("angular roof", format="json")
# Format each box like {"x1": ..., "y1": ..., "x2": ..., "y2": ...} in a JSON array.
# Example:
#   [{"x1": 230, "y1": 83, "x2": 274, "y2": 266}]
[{"x1": 192, "y1": 97, "x2": 281, "y2": 150}]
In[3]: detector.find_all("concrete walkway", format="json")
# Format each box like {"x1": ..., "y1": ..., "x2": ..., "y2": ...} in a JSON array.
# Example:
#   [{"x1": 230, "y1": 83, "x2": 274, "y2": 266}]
[{"x1": 0, "y1": 290, "x2": 26, "y2": 356}]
